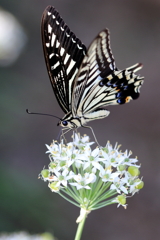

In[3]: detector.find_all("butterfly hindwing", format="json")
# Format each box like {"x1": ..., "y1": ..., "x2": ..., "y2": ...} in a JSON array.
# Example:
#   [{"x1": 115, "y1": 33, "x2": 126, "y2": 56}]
[
  {"x1": 72, "y1": 29, "x2": 116, "y2": 115},
  {"x1": 41, "y1": 6, "x2": 86, "y2": 113},
  {"x1": 72, "y1": 29, "x2": 117, "y2": 116},
  {"x1": 72, "y1": 29, "x2": 144, "y2": 123}
]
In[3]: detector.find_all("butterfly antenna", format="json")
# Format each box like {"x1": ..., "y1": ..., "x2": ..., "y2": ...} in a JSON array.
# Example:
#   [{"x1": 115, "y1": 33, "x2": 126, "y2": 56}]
[{"x1": 26, "y1": 109, "x2": 61, "y2": 120}]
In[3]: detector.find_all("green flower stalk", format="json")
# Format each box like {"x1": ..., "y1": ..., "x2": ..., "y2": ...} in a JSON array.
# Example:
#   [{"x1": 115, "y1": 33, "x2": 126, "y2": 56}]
[{"x1": 40, "y1": 133, "x2": 144, "y2": 240}]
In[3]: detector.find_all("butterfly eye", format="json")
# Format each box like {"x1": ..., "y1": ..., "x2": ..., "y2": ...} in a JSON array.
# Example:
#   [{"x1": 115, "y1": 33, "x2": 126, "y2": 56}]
[{"x1": 62, "y1": 121, "x2": 68, "y2": 126}]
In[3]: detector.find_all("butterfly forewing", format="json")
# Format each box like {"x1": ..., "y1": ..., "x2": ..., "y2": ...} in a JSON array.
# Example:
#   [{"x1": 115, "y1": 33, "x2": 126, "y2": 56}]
[{"x1": 41, "y1": 6, "x2": 86, "y2": 113}]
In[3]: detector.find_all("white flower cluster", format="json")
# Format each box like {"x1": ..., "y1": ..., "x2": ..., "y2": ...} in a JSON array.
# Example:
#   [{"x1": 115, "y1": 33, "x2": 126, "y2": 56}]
[
  {"x1": 40, "y1": 133, "x2": 143, "y2": 209},
  {"x1": 0, "y1": 232, "x2": 54, "y2": 240}
]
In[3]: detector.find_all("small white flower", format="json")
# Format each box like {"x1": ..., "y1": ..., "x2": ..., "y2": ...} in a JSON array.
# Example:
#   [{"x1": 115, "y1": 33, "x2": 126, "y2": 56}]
[
  {"x1": 110, "y1": 177, "x2": 128, "y2": 194},
  {"x1": 116, "y1": 150, "x2": 139, "y2": 167},
  {"x1": 70, "y1": 173, "x2": 96, "y2": 190},
  {"x1": 48, "y1": 181, "x2": 61, "y2": 192},
  {"x1": 72, "y1": 156, "x2": 85, "y2": 168},
  {"x1": 52, "y1": 169, "x2": 71, "y2": 187},
  {"x1": 45, "y1": 141, "x2": 60, "y2": 155},
  {"x1": 101, "y1": 147, "x2": 120, "y2": 168},
  {"x1": 73, "y1": 133, "x2": 94, "y2": 148},
  {"x1": 80, "y1": 147, "x2": 102, "y2": 171},
  {"x1": 99, "y1": 167, "x2": 119, "y2": 182}
]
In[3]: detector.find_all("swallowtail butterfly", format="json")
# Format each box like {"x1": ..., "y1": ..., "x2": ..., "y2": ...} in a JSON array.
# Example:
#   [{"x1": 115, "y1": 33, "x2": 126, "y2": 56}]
[{"x1": 41, "y1": 6, "x2": 144, "y2": 129}]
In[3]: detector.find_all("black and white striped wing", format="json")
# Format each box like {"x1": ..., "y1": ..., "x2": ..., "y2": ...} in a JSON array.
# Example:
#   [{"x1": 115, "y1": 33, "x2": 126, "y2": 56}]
[
  {"x1": 72, "y1": 29, "x2": 144, "y2": 119},
  {"x1": 72, "y1": 29, "x2": 117, "y2": 115},
  {"x1": 41, "y1": 6, "x2": 86, "y2": 113}
]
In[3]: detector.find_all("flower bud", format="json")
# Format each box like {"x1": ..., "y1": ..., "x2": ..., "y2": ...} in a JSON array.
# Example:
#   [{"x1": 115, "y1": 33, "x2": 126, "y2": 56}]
[
  {"x1": 41, "y1": 169, "x2": 49, "y2": 178},
  {"x1": 49, "y1": 182, "x2": 59, "y2": 192},
  {"x1": 128, "y1": 166, "x2": 140, "y2": 176},
  {"x1": 60, "y1": 161, "x2": 66, "y2": 167},
  {"x1": 118, "y1": 164, "x2": 126, "y2": 171},
  {"x1": 49, "y1": 162, "x2": 57, "y2": 169},
  {"x1": 117, "y1": 195, "x2": 126, "y2": 205},
  {"x1": 135, "y1": 179, "x2": 144, "y2": 189}
]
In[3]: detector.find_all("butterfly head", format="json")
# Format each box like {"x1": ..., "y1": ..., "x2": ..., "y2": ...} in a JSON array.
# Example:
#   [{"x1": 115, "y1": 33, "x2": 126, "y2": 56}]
[
  {"x1": 57, "y1": 112, "x2": 82, "y2": 129},
  {"x1": 58, "y1": 119, "x2": 78, "y2": 129}
]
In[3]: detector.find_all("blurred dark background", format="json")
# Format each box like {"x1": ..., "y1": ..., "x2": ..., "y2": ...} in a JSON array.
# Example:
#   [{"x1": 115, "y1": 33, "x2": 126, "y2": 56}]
[{"x1": 0, "y1": 0, "x2": 160, "y2": 239}]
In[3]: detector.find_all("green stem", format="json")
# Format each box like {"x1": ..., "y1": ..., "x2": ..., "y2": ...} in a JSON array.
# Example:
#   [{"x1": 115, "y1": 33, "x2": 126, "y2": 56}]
[
  {"x1": 74, "y1": 211, "x2": 87, "y2": 240},
  {"x1": 91, "y1": 198, "x2": 116, "y2": 210},
  {"x1": 58, "y1": 192, "x2": 80, "y2": 207}
]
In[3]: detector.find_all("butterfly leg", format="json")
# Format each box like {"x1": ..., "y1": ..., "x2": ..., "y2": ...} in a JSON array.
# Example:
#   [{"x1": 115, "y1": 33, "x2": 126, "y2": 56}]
[
  {"x1": 61, "y1": 128, "x2": 72, "y2": 144},
  {"x1": 57, "y1": 129, "x2": 63, "y2": 142},
  {"x1": 57, "y1": 128, "x2": 69, "y2": 144},
  {"x1": 82, "y1": 125, "x2": 100, "y2": 148}
]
